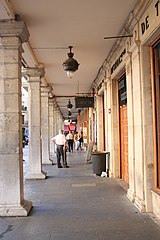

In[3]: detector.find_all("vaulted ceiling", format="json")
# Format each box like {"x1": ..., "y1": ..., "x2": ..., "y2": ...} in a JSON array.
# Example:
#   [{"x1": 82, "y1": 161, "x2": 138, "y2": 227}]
[{"x1": 1, "y1": 0, "x2": 137, "y2": 119}]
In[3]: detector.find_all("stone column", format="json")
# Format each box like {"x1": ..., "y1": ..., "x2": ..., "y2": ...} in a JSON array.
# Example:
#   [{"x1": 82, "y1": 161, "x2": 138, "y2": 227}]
[
  {"x1": 49, "y1": 99, "x2": 55, "y2": 160},
  {"x1": 106, "y1": 77, "x2": 112, "y2": 153},
  {"x1": 59, "y1": 111, "x2": 64, "y2": 130},
  {"x1": 53, "y1": 102, "x2": 57, "y2": 137},
  {"x1": 125, "y1": 51, "x2": 136, "y2": 203},
  {"x1": 140, "y1": 45, "x2": 154, "y2": 212},
  {"x1": 57, "y1": 109, "x2": 62, "y2": 130},
  {"x1": 96, "y1": 94, "x2": 104, "y2": 151},
  {"x1": 88, "y1": 108, "x2": 93, "y2": 142},
  {"x1": 41, "y1": 86, "x2": 52, "y2": 164},
  {"x1": 111, "y1": 79, "x2": 119, "y2": 178},
  {"x1": 56, "y1": 109, "x2": 60, "y2": 131},
  {"x1": 52, "y1": 103, "x2": 58, "y2": 153},
  {"x1": 56, "y1": 108, "x2": 61, "y2": 131},
  {"x1": 24, "y1": 67, "x2": 47, "y2": 179},
  {"x1": 103, "y1": 81, "x2": 108, "y2": 151},
  {"x1": 106, "y1": 77, "x2": 112, "y2": 177},
  {"x1": 54, "y1": 107, "x2": 58, "y2": 134},
  {"x1": 131, "y1": 40, "x2": 145, "y2": 212},
  {"x1": 0, "y1": 21, "x2": 32, "y2": 216}
]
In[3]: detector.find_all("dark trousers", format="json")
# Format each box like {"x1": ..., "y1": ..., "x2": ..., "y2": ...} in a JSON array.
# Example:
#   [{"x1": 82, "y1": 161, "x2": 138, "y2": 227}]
[
  {"x1": 77, "y1": 140, "x2": 83, "y2": 150},
  {"x1": 68, "y1": 140, "x2": 73, "y2": 152},
  {"x1": 56, "y1": 145, "x2": 67, "y2": 167}
]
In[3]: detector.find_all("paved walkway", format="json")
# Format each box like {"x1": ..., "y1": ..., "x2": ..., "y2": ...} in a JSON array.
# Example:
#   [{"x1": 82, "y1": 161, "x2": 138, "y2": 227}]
[{"x1": 0, "y1": 146, "x2": 160, "y2": 240}]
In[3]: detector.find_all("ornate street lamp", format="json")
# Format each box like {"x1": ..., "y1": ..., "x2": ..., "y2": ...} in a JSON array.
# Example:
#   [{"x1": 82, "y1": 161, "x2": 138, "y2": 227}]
[
  {"x1": 62, "y1": 46, "x2": 80, "y2": 79},
  {"x1": 67, "y1": 99, "x2": 73, "y2": 111}
]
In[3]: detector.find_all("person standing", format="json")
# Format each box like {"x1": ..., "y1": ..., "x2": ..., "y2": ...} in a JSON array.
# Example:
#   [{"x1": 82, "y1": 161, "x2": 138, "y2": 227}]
[
  {"x1": 51, "y1": 129, "x2": 69, "y2": 168},
  {"x1": 66, "y1": 130, "x2": 74, "y2": 152},
  {"x1": 74, "y1": 131, "x2": 79, "y2": 150},
  {"x1": 77, "y1": 131, "x2": 83, "y2": 151}
]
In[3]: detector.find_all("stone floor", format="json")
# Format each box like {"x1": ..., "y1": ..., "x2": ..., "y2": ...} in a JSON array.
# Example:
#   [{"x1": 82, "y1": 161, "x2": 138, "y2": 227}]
[{"x1": 0, "y1": 146, "x2": 160, "y2": 240}]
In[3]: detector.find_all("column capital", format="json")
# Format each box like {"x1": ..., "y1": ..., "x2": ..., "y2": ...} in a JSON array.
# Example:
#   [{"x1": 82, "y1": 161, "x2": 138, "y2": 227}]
[
  {"x1": 49, "y1": 98, "x2": 55, "y2": 105},
  {"x1": 129, "y1": 39, "x2": 141, "y2": 53},
  {"x1": 106, "y1": 76, "x2": 111, "y2": 85},
  {"x1": 41, "y1": 86, "x2": 51, "y2": 94},
  {"x1": 102, "y1": 82, "x2": 107, "y2": 91},
  {"x1": 22, "y1": 66, "x2": 45, "y2": 80},
  {"x1": 0, "y1": 20, "x2": 29, "y2": 43}
]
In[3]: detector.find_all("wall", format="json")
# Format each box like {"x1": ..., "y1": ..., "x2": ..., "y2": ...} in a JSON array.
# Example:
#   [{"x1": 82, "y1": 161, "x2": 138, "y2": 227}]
[{"x1": 92, "y1": 0, "x2": 160, "y2": 220}]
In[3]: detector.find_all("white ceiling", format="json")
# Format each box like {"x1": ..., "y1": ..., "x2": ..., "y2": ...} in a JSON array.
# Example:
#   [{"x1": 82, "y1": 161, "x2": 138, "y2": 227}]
[{"x1": 1, "y1": 0, "x2": 137, "y2": 120}]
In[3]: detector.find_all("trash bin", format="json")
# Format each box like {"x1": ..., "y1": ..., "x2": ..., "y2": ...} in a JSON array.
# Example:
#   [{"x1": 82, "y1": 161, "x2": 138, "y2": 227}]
[{"x1": 91, "y1": 151, "x2": 107, "y2": 176}]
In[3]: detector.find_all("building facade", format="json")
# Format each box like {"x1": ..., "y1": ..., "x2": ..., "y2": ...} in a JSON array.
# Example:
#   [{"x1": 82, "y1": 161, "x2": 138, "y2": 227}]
[{"x1": 90, "y1": 0, "x2": 160, "y2": 219}]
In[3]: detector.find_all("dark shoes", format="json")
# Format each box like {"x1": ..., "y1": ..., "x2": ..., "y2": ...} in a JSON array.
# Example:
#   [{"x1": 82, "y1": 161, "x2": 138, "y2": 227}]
[
  {"x1": 58, "y1": 165, "x2": 69, "y2": 168},
  {"x1": 63, "y1": 165, "x2": 70, "y2": 168}
]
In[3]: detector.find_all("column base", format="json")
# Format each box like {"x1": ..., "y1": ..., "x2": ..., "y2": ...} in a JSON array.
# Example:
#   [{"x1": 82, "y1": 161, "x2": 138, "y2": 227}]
[
  {"x1": 25, "y1": 170, "x2": 47, "y2": 180},
  {"x1": 127, "y1": 188, "x2": 135, "y2": 203},
  {"x1": 109, "y1": 171, "x2": 114, "y2": 178},
  {"x1": 42, "y1": 159, "x2": 53, "y2": 165},
  {"x1": 134, "y1": 196, "x2": 146, "y2": 212},
  {"x1": 151, "y1": 190, "x2": 160, "y2": 220},
  {"x1": 0, "y1": 200, "x2": 32, "y2": 217},
  {"x1": 49, "y1": 153, "x2": 56, "y2": 159}
]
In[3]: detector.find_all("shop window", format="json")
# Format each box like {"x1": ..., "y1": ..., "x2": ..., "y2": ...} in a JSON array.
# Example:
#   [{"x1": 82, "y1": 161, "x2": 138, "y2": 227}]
[
  {"x1": 118, "y1": 75, "x2": 127, "y2": 106},
  {"x1": 22, "y1": 115, "x2": 24, "y2": 124}
]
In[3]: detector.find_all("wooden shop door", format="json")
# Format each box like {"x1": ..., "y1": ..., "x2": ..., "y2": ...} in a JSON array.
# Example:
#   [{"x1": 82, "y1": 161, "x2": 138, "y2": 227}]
[
  {"x1": 118, "y1": 74, "x2": 128, "y2": 184},
  {"x1": 119, "y1": 105, "x2": 129, "y2": 184},
  {"x1": 153, "y1": 40, "x2": 160, "y2": 188}
]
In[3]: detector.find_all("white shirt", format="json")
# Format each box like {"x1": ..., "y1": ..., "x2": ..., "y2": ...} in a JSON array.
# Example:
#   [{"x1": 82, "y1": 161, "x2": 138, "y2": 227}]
[
  {"x1": 52, "y1": 133, "x2": 66, "y2": 145},
  {"x1": 66, "y1": 133, "x2": 73, "y2": 140}
]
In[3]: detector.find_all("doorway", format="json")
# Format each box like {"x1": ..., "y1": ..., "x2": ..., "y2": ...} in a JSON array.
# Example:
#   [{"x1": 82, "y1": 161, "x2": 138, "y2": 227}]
[
  {"x1": 152, "y1": 40, "x2": 160, "y2": 188},
  {"x1": 118, "y1": 74, "x2": 129, "y2": 184}
]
